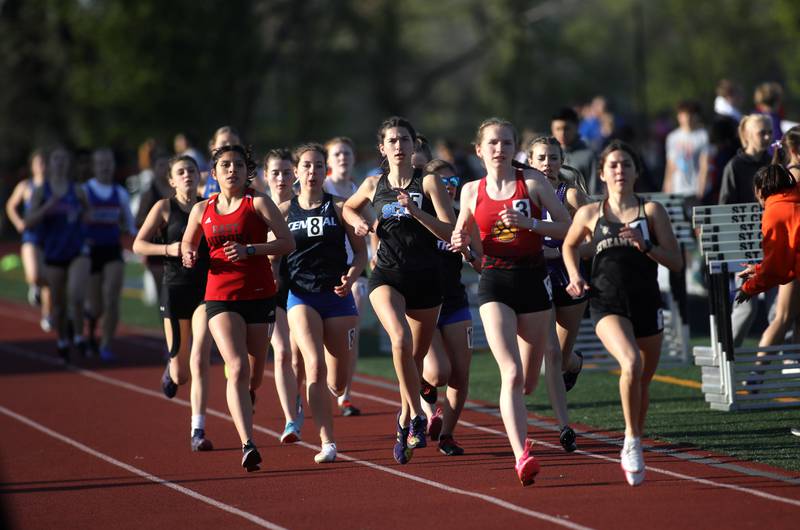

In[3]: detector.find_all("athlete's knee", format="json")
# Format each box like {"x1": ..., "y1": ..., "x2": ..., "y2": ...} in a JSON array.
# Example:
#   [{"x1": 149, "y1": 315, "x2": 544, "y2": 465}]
[
  {"x1": 617, "y1": 352, "x2": 642, "y2": 380},
  {"x1": 225, "y1": 358, "x2": 248, "y2": 384},
  {"x1": 304, "y1": 358, "x2": 327, "y2": 384},
  {"x1": 500, "y1": 363, "x2": 524, "y2": 390}
]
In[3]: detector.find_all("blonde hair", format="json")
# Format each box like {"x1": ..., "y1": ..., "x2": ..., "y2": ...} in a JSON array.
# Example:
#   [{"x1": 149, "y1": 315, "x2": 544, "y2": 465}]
[{"x1": 738, "y1": 114, "x2": 773, "y2": 150}]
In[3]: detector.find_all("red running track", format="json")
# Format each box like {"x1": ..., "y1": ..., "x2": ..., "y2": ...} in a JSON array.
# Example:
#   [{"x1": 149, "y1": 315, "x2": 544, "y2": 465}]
[{"x1": 0, "y1": 298, "x2": 799, "y2": 530}]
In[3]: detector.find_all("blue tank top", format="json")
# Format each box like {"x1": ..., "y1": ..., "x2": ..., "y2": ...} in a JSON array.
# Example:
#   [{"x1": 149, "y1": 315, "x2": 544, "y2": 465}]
[
  {"x1": 85, "y1": 182, "x2": 122, "y2": 247},
  {"x1": 40, "y1": 182, "x2": 86, "y2": 262}
]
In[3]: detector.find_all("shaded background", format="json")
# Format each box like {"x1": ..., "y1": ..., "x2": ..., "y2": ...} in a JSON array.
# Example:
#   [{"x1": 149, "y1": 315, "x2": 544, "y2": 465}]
[{"x1": 1, "y1": 0, "x2": 798, "y2": 185}]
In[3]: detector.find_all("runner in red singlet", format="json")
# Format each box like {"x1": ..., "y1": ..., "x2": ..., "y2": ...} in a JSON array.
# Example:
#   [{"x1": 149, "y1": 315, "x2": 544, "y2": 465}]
[
  {"x1": 451, "y1": 118, "x2": 573, "y2": 486},
  {"x1": 182, "y1": 144, "x2": 294, "y2": 472}
]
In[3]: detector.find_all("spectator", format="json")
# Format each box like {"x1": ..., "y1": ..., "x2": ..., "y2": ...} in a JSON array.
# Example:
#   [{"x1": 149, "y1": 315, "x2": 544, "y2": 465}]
[
  {"x1": 754, "y1": 82, "x2": 785, "y2": 143},
  {"x1": 714, "y1": 79, "x2": 743, "y2": 122},
  {"x1": 662, "y1": 100, "x2": 709, "y2": 199},
  {"x1": 551, "y1": 107, "x2": 597, "y2": 193},
  {"x1": 705, "y1": 116, "x2": 741, "y2": 205},
  {"x1": 174, "y1": 132, "x2": 208, "y2": 172}
]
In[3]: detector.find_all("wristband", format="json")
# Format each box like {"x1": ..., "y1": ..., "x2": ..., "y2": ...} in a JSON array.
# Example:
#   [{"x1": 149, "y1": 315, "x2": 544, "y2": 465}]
[
  {"x1": 643, "y1": 240, "x2": 654, "y2": 254},
  {"x1": 164, "y1": 244, "x2": 169, "y2": 257}
]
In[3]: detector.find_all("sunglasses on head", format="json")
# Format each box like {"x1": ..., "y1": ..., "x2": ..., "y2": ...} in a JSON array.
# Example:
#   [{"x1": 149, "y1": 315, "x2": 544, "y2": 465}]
[{"x1": 440, "y1": 176, "x2": 460, "y2": 187}]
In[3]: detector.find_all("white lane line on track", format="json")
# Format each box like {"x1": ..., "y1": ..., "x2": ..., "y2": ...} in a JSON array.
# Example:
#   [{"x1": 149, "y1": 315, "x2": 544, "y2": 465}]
[
  {"x1": 1, "y1": 344, "x2": 594, "y2": 530},
  {"x1": 345, "y1": 388, "x2": 800, "y2": 506},
  {"x1": 0, "y1": 405, "x2": 288, "y2": 530}
]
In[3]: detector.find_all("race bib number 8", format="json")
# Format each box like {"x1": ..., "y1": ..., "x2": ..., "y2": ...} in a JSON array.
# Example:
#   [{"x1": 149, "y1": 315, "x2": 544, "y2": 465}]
[
  {"x1": 307, "y1": 216, "x2": 324, "y2": 237},
  {"x1": 512, "y1": 199, "x2": 531, "y2": 218}
]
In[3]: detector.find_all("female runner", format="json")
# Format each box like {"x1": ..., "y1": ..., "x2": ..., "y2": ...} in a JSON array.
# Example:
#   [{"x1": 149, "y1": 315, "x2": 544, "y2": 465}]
[
  {"x1": 344, "y1": 116, "x2": 455, "y2": 464},
  {"x1": 563, "y1": 141, "x2": 681, "y2": 486},
  {"x1": 84, "y1": 148, "x2": 137, "y2": 360},
  {"x1": 528, "y1": 136, "x2": 589, "y2": 389},
  {"x1": 182, "y1": 144, "x2": 294, "y2": 471},
  {"x1": 420, "y1": 159, "x2": 482, "y2": 456},
  {"x1": 324, "y1": 136, "x2": 369, "y2": 417},
  {"x1": 450, "y1": 118, "x2": 573, "y2": 486},
  {"x1": 133, "y1": 155, "x2": 214, "y2": 451},
  {"x1": 25, "y1": 147, "x2": 91, "y2": 361},
  {"x1": 6, "y1": 149, "x2": 51, "y2": 331},
  {"x1": 281, "y1": 143, "x2": 366, "y2": 463},
  {"x1": 201, "y1": 126, "x2": 241, "y2": 198},
  {"x1": 264, "y1": 148, "x2": 304, "y2": 443}
]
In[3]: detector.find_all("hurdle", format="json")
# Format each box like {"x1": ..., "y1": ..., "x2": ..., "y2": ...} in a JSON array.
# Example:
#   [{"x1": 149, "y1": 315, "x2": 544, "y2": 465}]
[{"x1": 693, "y1": 202, "x2": 800, "y2": 410}]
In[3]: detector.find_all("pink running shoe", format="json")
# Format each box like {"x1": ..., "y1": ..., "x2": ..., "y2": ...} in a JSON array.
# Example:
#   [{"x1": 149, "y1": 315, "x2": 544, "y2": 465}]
[
  {"x1": 514, "y1": 439, "x2": 540, "y2": 486},
  {"x1": 427, "y1": 407, "x2": 443, "y2": 441}
]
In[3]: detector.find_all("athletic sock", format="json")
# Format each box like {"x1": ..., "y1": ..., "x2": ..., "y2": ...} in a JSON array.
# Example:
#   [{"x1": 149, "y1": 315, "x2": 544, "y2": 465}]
[{"x1": 191, "y1": 414, "x2": 205, "y2": 434}]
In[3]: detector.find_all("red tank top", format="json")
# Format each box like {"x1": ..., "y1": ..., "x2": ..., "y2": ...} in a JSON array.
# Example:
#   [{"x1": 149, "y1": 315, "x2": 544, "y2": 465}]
[
  {"x1": 201, "y1": 190, "x2": 276, "y2": 300},
  {"x1": 474, "y1": 168, "x2": 543, "y2": 269}
]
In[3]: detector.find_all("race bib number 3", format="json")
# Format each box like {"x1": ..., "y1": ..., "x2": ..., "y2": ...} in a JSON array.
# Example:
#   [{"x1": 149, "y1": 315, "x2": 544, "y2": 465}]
[
  {"x1": 512, "y1": 199, "x2": 531, "y2": 218},
  {"x1": 307, "y1": 216, "x2": 324, "y2": 237}
]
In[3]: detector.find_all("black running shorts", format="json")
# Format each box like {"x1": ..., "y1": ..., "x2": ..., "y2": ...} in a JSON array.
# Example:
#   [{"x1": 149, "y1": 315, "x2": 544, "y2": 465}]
[
  {"x1": 205, "y1": 297, "x2": 277, "y2": 325},
  {"x1": 89, "y1": 244, "x2": 123, "y2": 274},
  {"x1": 160, "y1": 283, "x2": 206, "y2": 320},
  {"x1": 478, "y1": 265, "x2": 552, "y2": 314},
  {"x1": 590, "y1": 294, "x2": 664, "y2": 338},
  {"x1": 368, "y1": 266, "x2": 442, "y2": 310}
]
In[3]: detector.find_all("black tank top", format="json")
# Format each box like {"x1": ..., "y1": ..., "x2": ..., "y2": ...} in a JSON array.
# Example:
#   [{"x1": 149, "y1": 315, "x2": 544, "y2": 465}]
[
  {"x1": 162, "y1": 197, "x2": 209, "y2": 285},
  {"x1": 373, "y1": 169, "x2": 439, "y2": 271},
  {"x1": 590, "y1": 197, "x2": 659, "y2": 301},
  {"x1": 286, "y1": 193, "x2": 348, "y2": 293},
  {"x1": 438, "y1": 207, "x2": 468, "y2": 312}
]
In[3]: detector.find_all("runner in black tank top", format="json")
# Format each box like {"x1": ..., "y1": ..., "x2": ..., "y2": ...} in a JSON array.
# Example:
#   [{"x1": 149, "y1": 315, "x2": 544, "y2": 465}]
[
  {"x1": 528, "y1": 137, "x2": 589, "y2": 393},
  {"x1": 281, "y1": 144, "x2": 367, "y2": 464},
  {"x1": 562, "y1": 141, "x2": 682, "y2": 487},
  {"x1": 343, "y1": 117, "x2": 456, "y2": 465},
  {"x1": 263, "y1": 148, "x2": 304, "y2": 446},
  {"x1": 132, "y1": 155, "x2": 215, "y2": 453},
  {"x1": 418, "y1": 160, "x2": 481, "y2": 457}
]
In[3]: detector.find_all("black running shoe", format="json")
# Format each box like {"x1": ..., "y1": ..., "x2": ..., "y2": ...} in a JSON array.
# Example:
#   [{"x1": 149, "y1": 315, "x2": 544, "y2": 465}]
[
  {"x1": 563, "y1": 351, "x2": 584, "y2": 392},
  {"x1": 340, "y1": 400, "x2": 361, "y2": 417},
  {"x1": 438, "y1": 434, "x2": 465, "y2": 456},
  {"x1": 420, "y1": 380, "x2": 438, "y2": 404},
  {"x1": 191, "y1": 429, "x2": 213, "y2": 452},
  {"x1": 161, "y1": 363, "x2": 178, "y2": 399},
  {"x1": 242, "y1": 441, "x2": 262, "y2": 472},
  {"x1": 559, "y1": 425, "x2": 577, "y2": 453}
]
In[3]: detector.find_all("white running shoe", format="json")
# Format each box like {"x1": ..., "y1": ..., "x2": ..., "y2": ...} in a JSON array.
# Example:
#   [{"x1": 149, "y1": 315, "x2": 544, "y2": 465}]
[
  {"x1": 620, "y1": 437, "x2": 644, "y2": 473},
  {"x1": 40, "y1": 317, "x2": 52, "y2": 333},
  {"x1": 314, "y1": 442, "x2": 337, "y2": 464},
  {"x1": 625, "y1": 469, "x2": 646, "y2": 486}
]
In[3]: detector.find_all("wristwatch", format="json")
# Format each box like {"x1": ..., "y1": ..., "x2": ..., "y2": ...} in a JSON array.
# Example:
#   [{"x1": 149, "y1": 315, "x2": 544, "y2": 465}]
[{"x1": 246, "y1": 244, "x2": 256, "y2": 257}]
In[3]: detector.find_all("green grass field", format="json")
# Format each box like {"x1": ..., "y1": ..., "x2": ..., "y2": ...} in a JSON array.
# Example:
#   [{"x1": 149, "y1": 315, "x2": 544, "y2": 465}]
[{"x1": 3, "y1": 258, "x2": 798, "y2": 472}]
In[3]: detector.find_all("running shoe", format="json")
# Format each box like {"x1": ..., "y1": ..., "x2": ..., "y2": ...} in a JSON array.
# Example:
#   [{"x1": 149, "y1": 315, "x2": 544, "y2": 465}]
[
  {"x1": 792, "y1": 427, "x2": 800, "y2": 437},
  {"x1": 438, "y1": 434, "x2": 464, "y2": 456},
  {"x1": 514, "y1": 439, "x2": 540, "y2": 486},
  {"x1": 427, "y1": 407, "x2": 443, "y2": 441},
  {"x1": 191, "y1": 429, "x2": 213, "y2": 452},
  {"x1": 559, "y1": 426, "x2": 577, "y2": 453},
  {"x1": 241, "y1": 441, "x2": 262, "y2": 472},
  {"x1": 624, "y1": 469, "x2": 646, "y2": 486},
  {"x1": 563, "y1": 351, "x2": 584, "y2": 392},
  {"x1": 40, "y1": 317, "x2": 52, "y2": 333},
  {"x1": 420, "y1": 380, "x2": 438, "y2": 404},
  {"x1": 161, "y1": 363, "x2": 178, "y2": 399},
  {"x1": 314, "y1": 442, "x2": 337, "y2": 464},
  {"x1": 99, "y1": 347, "x2": 116, "y2": 362},
  {"x1": 393, "y1": 413, "x2": 413, "y2": 465},
  {"x1": 407, "y1": 414, "x2": 427, "y2": 449},
  {"x1": 280, "y1": 421, "x2": 301, "y2": 444},
  {"x1": 57, "y1": 342, "x2": 70, "y2": 364},
  {"x1": 620, "y1": 437, "x2": 644, "y2": 474},
  {"x1": 340, "y1": 399, "x2": 361, "y2": 417}
]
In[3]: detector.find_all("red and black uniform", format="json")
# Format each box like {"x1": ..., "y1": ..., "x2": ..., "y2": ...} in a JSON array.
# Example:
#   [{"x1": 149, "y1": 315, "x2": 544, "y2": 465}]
[
  {"x1": 202, "y1": 190, "x2": 277, "y2": 324},
  {"x1": 474, "y1": 168, "x2": 552, "y2": 313}
]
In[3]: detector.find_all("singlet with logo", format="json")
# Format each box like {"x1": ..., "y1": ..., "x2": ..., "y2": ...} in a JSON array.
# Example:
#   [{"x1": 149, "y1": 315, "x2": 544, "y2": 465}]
[
  {"x1": 590, "y1": 198, "x2": 659, "y2": 302},
  {"x1": 372, "y1": 169, "x2": 439, "y2": 272},
  {"x1": 85, "y1": 180, "x2": 122, "y2": 247},
  {"x1": 474, "y1": 168, "x2": 542, "y2": 269},
  {"x1": 438, "y1": 207, "x2": 469, "y2": 312},
  {"x1": 201, "y1": 190, "x2": 276, "y2": 301},
  {"x1": 286, "y1": 193, "x2": 348, "y2": 293},
  {"x1": 162, "y1": 197, "x2": 209, "y2": 286},
  {"x1": 39, "y1": 182, "x2": 86, "y2": 262}
]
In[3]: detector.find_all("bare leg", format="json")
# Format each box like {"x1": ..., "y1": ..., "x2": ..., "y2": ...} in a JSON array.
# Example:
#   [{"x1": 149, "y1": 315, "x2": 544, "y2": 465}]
[
  {"x1": 100, "y1": 260, "x2": 124, "y2": 350},
  {"x1": 190, "y1": 305, "x2": 213, "y2": 418},
  {"x1": 272, "y1": 307, "x2": 298, "y2": 423},
  {"x1": 440, "y1": 320, "x2": 472, "y2": 437},
  {"x1": 555, "y1": 301, "x2": 587, "y2": 372}
]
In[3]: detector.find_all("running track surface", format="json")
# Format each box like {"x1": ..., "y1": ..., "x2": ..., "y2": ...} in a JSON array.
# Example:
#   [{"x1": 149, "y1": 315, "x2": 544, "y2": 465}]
[{"x1": 1, "y1": 298, "x2": 799, "y2": 530}]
